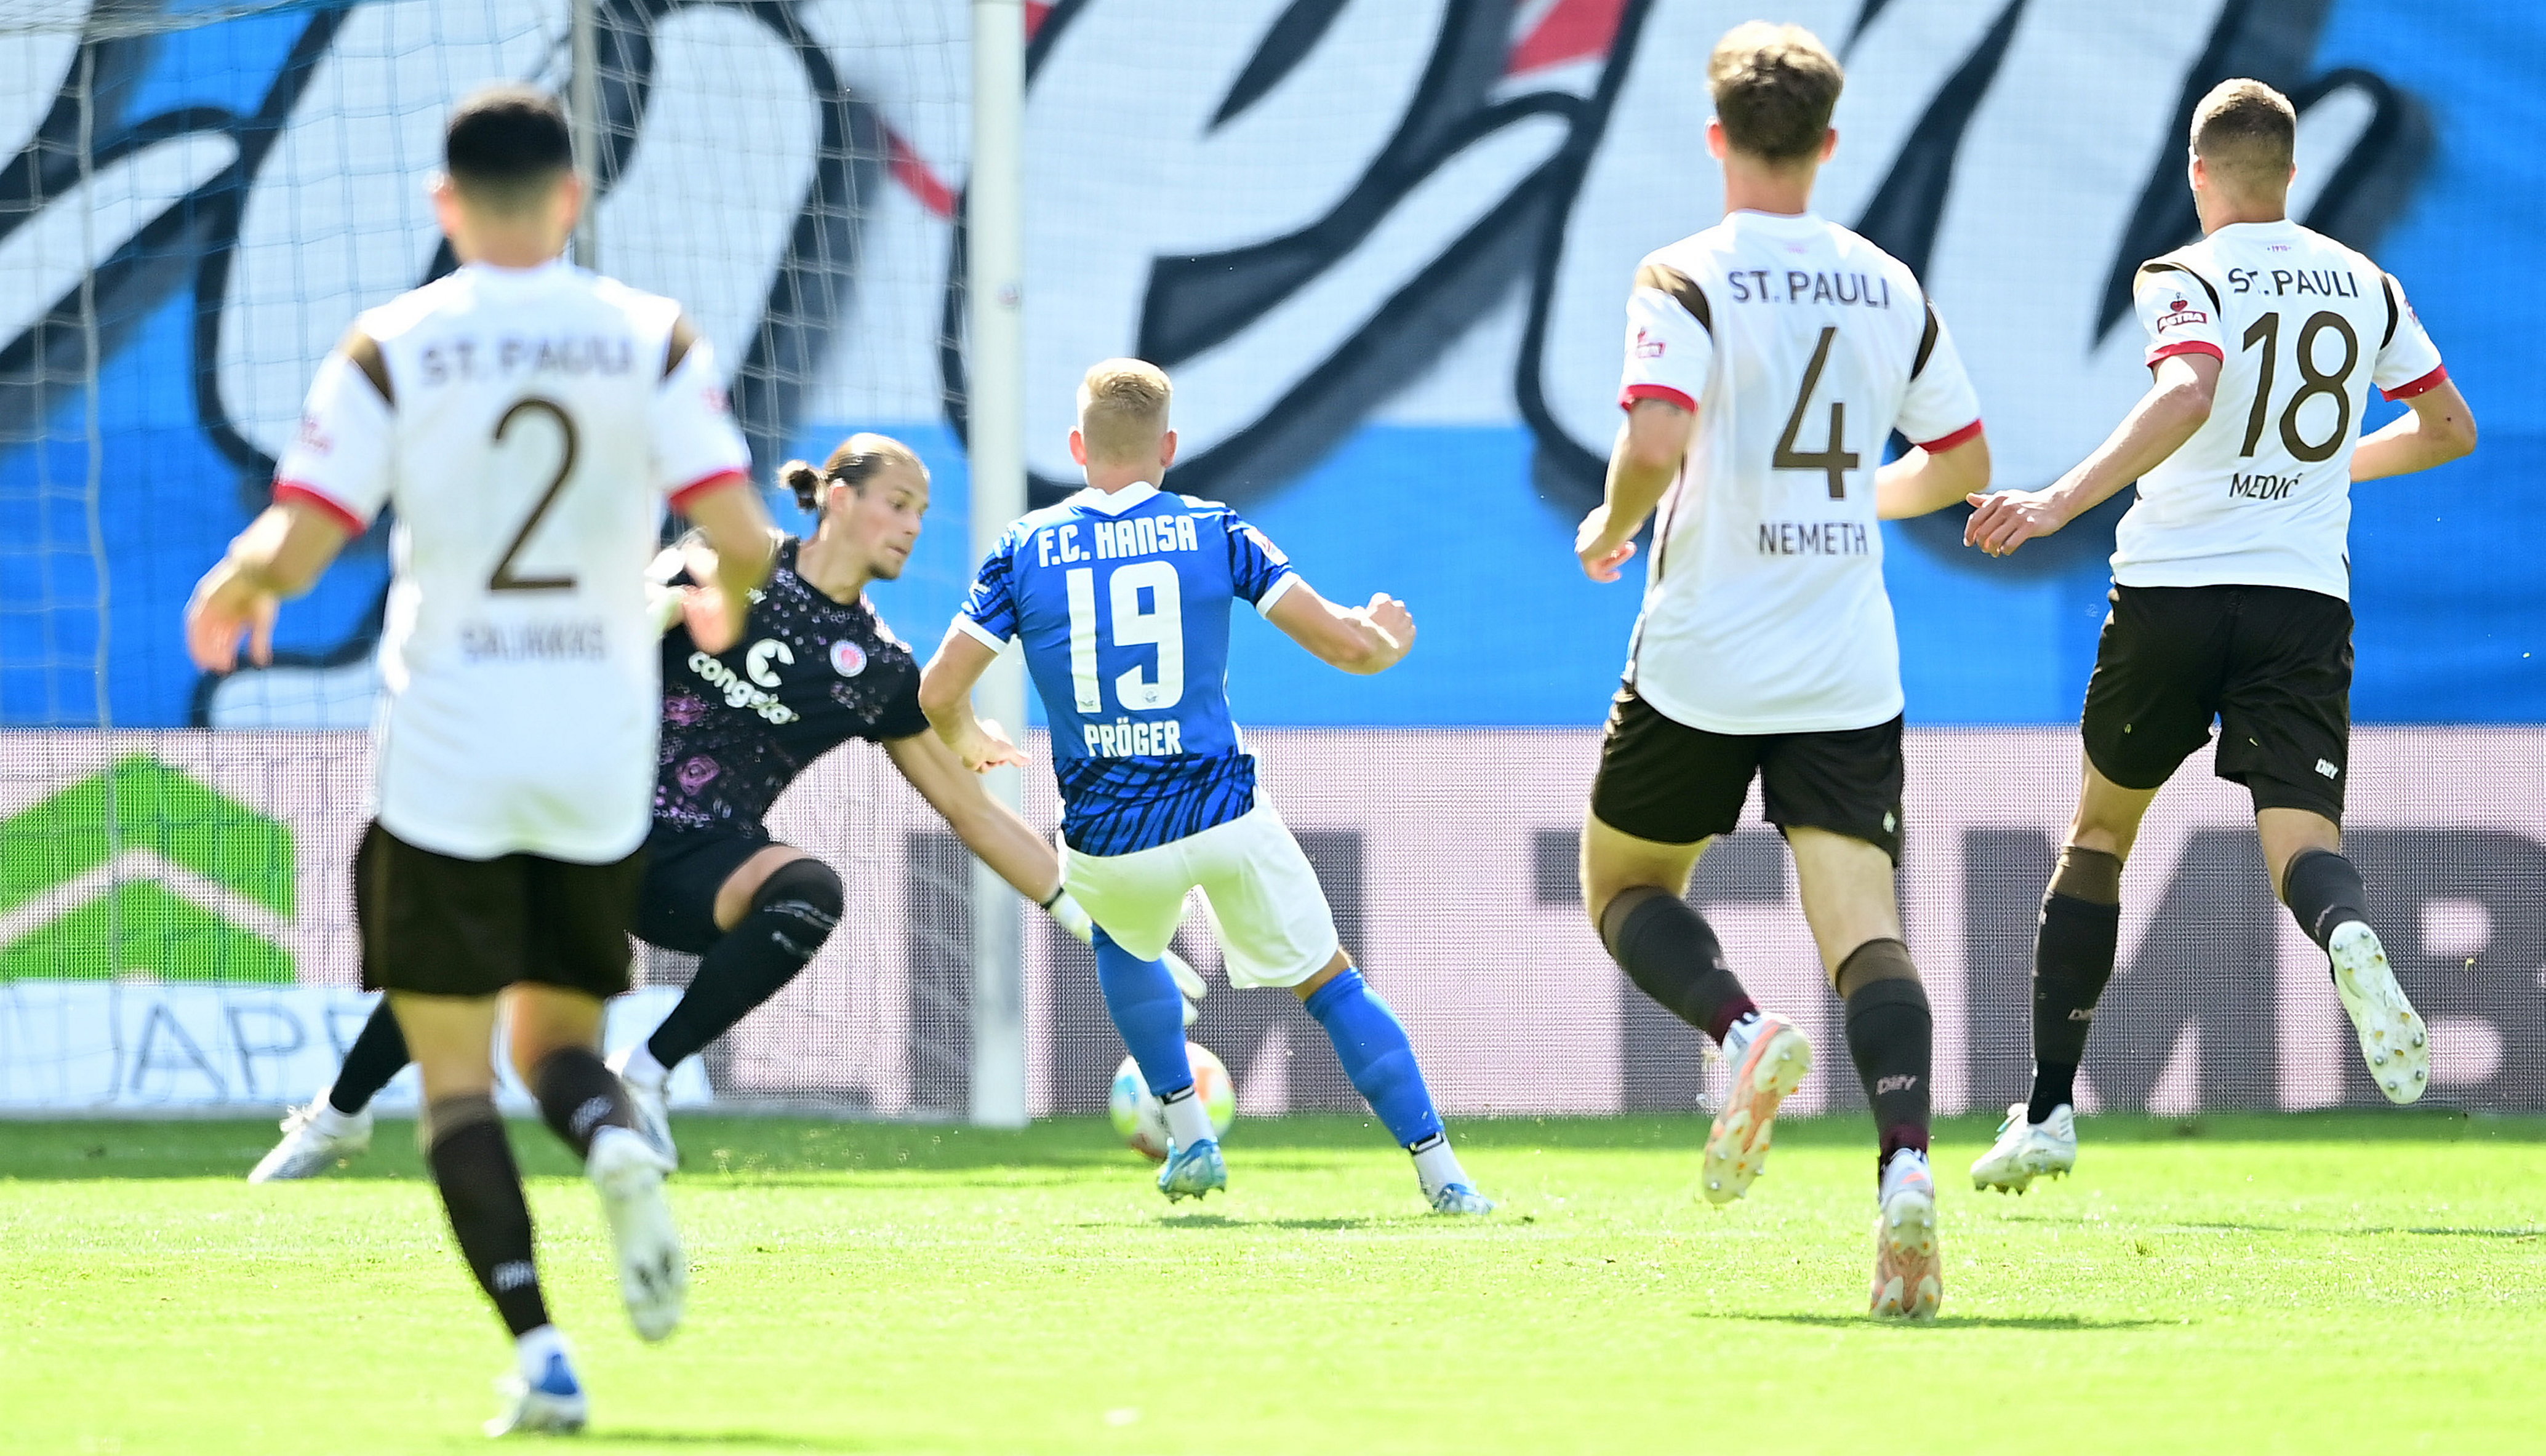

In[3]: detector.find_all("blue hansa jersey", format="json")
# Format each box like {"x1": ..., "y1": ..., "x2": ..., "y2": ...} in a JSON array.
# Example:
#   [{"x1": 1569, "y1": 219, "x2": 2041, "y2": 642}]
[{"x1": 956, "y1": 481, "x2": 1301, "y2": 857}]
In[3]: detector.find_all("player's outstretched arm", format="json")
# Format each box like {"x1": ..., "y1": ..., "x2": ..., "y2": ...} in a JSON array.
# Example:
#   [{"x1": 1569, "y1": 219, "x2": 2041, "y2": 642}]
[
  {"x1": 885, "y1": 728, "x2": 1060, "y2": 898},
  {"x1": 1576, "y1": 398, "x2": 1694, "y2": 581},
  {"x1": 918, "y1": 628, "x2": 1031, "y2": 773},
  {"x1": 2352, "y1": 377, "x2": 2477, "y2": 482},
  {"x1": 879, "y1": 726, "x2": 1208, "y2": 1001},
  {"x1": 1265, "y1": 584, "x2": 1415, "y2": 676},
  {"x1": 1966, "y1": 352, "x2": 2220, "y2": 558},
  {"x1": 184, "y1": 499, "x2": 354, "y2": 671},
  {"x1": 1875, "y1": 431, "x2": 1991, "y2": 520},
  {"x1": 676, "y1": 482, "x2": 779, "y2": 653}
]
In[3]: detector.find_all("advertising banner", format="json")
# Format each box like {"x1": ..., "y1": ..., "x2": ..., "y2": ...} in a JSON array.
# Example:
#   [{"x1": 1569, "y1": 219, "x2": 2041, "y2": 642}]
[
  {"x1": 0, "y1": 734, "x2": 705, "y2": 1111},
  {"x1": 0, "y1": 982, "x2": 708, "y2": 1114},
  {"x1": 4, "y1": 727, "x2": 2537, "y2": 1116}
]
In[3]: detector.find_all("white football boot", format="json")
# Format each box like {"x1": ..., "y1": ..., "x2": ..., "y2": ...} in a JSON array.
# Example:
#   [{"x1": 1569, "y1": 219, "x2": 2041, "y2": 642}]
[
  {"x1": 588, "y1": 1126, "x2": 687, "y2": 1342},
  {"x1": 1870, "y1": 1148, "x2": 1942, "y2": 1321},
  {"x1": 247, "y1": 1099, "x2": 372, "y2": 1183},
  {"x1": 1969, "y1": 1102, "x2": 2078, "y2": 1194},
  {"x1": 2328, "y1": 921, "x2": 2429, "y2": 1103},
  {"x1": 484, "y1": 1348, "x2": 588, "y2": 1438},
  {"x1": 604, "y1": 1044, "x2": 679, "y2": 1164},
  {"x1": 1699, "y1": 1012, "x2": 1811, "y2": 1205}
]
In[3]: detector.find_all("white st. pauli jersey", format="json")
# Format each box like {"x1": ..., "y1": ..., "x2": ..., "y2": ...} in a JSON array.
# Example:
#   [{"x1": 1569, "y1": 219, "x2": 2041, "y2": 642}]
[
  {"x1": 1615, "y1": 209, "x2": 1982, "y2": 735},
  {"x1": 2115, "y1": 218, "x2": 2446, "y2": 601},
  {"x1": 271, "y1": 259, "x2": 751, "y2": 862}
]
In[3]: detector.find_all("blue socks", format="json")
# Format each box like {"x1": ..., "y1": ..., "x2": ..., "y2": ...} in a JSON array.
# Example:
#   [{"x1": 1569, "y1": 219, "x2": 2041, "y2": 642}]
[
  {"x1": 1099, "y1": 940, "x2": 1447, "y2": 1154},
  {"x1": 1094, "y1": 927, "x2": 1193, "y2": 1099},
  {"x1": 1304, "y1": 967, "x2": 1446, "y2": 1149}
]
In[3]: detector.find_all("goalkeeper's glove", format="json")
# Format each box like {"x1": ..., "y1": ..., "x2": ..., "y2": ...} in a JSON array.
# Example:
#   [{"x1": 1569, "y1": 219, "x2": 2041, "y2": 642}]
[
  {"x1": 1042, "y1": 886, "x2": 1207, "y2": 1015},
  {"x1": 643, "y1": 580, "x2": 686, "y2": 635}
]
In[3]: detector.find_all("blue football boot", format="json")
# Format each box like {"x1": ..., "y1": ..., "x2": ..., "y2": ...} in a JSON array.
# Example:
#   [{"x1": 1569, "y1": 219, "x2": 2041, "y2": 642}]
[{"x1": 1156, "y1": 1138, "x2": 1228, "y2": 1202}]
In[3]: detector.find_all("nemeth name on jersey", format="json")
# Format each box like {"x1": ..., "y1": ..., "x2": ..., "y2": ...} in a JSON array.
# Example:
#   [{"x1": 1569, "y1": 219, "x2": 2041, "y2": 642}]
[{"x1": 1613, "y1": 210, "x2": 1980, "y2": 737}]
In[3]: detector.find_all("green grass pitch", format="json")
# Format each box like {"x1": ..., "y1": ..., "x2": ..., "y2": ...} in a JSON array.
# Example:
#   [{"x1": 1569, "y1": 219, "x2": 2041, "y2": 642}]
[{"x1": 3, "y1": 1111, "x2": 2539, "y2": 1454}]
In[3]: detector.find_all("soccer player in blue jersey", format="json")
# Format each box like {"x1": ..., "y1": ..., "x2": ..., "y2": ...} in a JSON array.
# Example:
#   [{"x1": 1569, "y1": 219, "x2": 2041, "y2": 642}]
[{"x1": 919, "y1": 359, "x2": 1491, "y2": 1214}]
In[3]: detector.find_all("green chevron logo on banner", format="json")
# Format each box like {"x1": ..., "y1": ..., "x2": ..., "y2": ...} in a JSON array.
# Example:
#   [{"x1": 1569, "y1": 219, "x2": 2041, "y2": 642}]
[{"x1": 0, "y1": 755, "x2": 294, "y2": 982}]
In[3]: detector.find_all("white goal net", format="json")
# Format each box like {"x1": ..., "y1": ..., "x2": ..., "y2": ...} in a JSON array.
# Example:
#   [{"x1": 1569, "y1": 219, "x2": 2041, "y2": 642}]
[{"x1": 0, "y1": 0, "x2": 996, "y2": 1116}]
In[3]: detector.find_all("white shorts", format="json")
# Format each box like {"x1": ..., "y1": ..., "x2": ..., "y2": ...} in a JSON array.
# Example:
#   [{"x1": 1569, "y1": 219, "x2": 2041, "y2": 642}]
[{"x1": 1062, "y1": 803, "x2": 1340, "y2": 990}]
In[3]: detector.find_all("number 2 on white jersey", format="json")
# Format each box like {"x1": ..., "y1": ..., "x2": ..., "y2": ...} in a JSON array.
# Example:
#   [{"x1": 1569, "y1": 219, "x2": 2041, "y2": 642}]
[
  {"x1": 487, "y1": 396, "x2": 580, "y2": 592},
  {"x1": 1064, "y1": 560, "x2": 1185, "y2": 713}
]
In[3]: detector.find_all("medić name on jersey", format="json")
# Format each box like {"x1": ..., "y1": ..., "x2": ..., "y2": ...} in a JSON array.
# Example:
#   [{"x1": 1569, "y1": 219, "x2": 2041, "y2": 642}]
[
  {"x1": 1035, "y1": 511, "x2": 1201, "y2": 566},
  {"x1": 2228, "y1": 471, "x2": 2299, "y2": 501},
  {"x1": 1725, "y1": 270, "x2": 1894, "y2": 309}
]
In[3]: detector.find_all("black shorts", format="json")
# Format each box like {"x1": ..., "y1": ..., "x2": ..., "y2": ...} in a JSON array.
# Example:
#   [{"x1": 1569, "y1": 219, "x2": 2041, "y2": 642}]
[
  {"x1": 353, "y1": 823, "x2": 645, "y2": 999},
  {"x1": 2081, "y1": 583, "x2": 2352, "y2": 820},
  {"x1": 1590, "y1": 686, "x2": 1905, "y2": 861},
  {"x1": 634, "y1": 822, "x2": 780, "y2": 955}
]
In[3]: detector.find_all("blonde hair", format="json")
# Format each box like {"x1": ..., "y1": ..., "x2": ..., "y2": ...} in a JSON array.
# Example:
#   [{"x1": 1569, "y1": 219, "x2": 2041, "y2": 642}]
[
  {"x1": 779, "y1": 431, "x2": 926, "y2": 514},
  {"x1": 2191, "y1": 78, "x2": 2296, "y2": 193},
  {"x1": 1076, "y1": 358, "x2": 1172, "y2": 465},
  {"x1": 1708, "y1": 22, "x2": 1843, "y2": 164}
]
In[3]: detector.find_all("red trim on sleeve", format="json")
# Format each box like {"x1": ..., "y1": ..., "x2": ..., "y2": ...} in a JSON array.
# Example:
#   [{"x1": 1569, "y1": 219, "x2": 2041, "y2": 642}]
[
  {"x1": 2145, "y1": 340, "x2": 2225, "y2": 367},
  {"x1": 2381, "y1": 364, "x2": 2449, "y2": 402},
  {"x1": 272, "y1": 481, "x2": 367, "y2": 535},
  {"x1": 1913, "y1": 418, "x2": 1985, "y2": 455},
  {"x1": 668, "y1": 468, "x2": 751, "y2": 514},
  {"x1": 1619, "y1": 383, "x2": 1696, "y2": 414}
]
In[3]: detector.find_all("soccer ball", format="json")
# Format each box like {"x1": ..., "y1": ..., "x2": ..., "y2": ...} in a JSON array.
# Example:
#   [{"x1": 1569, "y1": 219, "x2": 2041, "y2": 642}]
[{"x1": 1108, "y1": 1044, "x2": 1236, "y2": 1161}]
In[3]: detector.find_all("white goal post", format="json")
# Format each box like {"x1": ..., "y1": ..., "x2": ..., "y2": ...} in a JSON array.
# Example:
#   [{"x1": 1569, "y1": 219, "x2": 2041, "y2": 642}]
[{"x1": 963, "y1": 0, "x2": 1030, "y2": 1127}]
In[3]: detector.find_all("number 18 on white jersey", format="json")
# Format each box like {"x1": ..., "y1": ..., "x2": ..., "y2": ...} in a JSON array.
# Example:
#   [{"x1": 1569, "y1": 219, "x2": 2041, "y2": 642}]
[
  {"x1": 1615, "y1": 210, "x2": 1981, "y2": 736},
  {"x1": 2115, "y1": 219, "x2": 2446, "y2": 600},
  {"x1": 271, "y1": 260, "x2": 751, "y2": 862}
]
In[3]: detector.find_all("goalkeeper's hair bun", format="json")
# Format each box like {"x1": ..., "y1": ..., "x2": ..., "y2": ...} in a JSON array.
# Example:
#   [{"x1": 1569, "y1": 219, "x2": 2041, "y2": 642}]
[
  {"x1": 798, "y1": 433, "x2": 929, "y2": 519},
  {"x1": 780, "y1": 460, "x2": 826, "y2": 511}
]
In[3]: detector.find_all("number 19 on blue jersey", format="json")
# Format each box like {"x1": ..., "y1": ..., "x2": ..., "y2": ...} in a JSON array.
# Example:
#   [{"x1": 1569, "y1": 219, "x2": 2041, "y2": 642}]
[{"x1": 958, "y1": 480, "x2": 1297, "y2": 785}]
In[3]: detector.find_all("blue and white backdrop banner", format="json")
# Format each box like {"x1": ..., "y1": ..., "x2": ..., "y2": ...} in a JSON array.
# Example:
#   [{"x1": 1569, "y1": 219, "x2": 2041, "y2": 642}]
[{"x1": 1, "y1": 1, "x2": 2539, "y2": 732}]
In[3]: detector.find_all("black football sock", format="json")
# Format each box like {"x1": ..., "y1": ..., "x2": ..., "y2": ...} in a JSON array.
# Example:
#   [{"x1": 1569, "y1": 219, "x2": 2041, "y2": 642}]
[
  {"x1": 2030, "y1": 847, "x2": 2122, "y2": 1124},
  {"x1": 529, "y1": 1047, "x2": 638, "y2": 1162},
  {"x1": 327, "y1": 998, "x2": 412, "y2": 1115},
  {"x1": 424, "y1": 1095, "x2": 550, "y2": 1338},
  {"x1": 2281, "y1": 847, "x2": 2371, "y2": 953},
  {"x1": 1838, "y1": 941, "x2": 1931, "y2": 1179},
  {"x1": 1598, "y1": 887, "x2": 1758, "y2": 1046},
  {"x1": 645, "y1": 858, "x2": 843, "y2": 1069}
]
